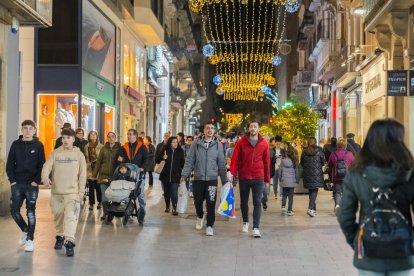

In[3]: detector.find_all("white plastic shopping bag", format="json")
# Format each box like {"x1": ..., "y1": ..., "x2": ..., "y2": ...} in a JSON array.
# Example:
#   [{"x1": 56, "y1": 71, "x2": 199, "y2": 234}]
[
  {"x1": 177, "y1": 183, "x2": 188, "y2": 214},
  {"x1": 217, "y1": 182, "x2": 236, "y2": 219}
]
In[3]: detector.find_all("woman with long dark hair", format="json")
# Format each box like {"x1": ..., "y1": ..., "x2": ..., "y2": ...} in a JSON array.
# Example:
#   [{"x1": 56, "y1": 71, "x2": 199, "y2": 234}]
[
  {"x1": 84, "y1": 130, "x2": 104, "y2": 211},
  {"x1": 155, "y1": 136, "x2": 185, "y2": 215},
  {"x1": 339, "y1": 119, "x2": 414, "y2": 275},
  {"x1": 143, "y1": 136, "x2": 156, "y2": 187},
  {"x1": 300, "y1": 137, "x2": 325, "y2": 217}
]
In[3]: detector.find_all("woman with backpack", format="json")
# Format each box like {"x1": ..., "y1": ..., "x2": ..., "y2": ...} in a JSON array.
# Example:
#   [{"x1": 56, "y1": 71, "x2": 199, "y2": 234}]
[
  {"x1": 300, "y1": 137, "x2": 325, "y2": 217},
  {"x1": 279, "y1": 147, "x2": 299, "y2": 216},
  {"x1": 327, "y1": 138, "x2": 354, "y2": 215},
  {"x1": 155, "y1": 136, "x2": 185, "y2": 216},
  {"x1": 338, "y1": 119, "x2": 414, "y2": 275}
]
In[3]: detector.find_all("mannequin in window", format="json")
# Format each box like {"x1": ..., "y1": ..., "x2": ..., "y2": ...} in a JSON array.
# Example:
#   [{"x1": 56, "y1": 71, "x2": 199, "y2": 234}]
[{"x1": 55, "y1": 102, "x2": 68, "y2": 139}]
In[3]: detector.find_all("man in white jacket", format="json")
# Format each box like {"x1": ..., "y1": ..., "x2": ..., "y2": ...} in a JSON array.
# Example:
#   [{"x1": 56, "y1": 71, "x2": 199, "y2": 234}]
[{"x1": 42, "y1": 128, "x2": 86, "y2": 257}]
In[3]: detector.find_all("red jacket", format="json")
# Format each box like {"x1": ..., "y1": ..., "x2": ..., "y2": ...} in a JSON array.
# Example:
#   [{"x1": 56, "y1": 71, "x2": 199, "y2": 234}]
[{"x1": 230, "y1": 133, "x2": 270, "y2": 183}]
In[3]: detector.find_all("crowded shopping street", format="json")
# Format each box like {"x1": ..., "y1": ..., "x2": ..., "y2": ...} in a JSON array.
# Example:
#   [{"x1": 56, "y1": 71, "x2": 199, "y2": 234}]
[{"x1": 2, "y1": 0, "x2": 414, "y2": 275}]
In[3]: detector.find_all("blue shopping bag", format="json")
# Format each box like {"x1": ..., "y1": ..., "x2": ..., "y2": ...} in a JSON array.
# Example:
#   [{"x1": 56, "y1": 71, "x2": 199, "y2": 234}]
[{"x1": 217, "y1": 182, "x2": 236, "y2": 219}]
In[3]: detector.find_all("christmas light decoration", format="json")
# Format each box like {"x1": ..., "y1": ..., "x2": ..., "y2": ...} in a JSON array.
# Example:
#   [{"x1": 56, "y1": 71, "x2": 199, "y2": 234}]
[
  {"x1": 213, "y1": 75, "x2": 222, "y2": 85},
  {"x1": 216, "y1": 88, "x2": 224, "y2": 95},
  {"x1": 203, "y1": 44, "x2": 215, "y2": 57},
  {"x1": 286, "y1": 0, "x2": 300, "y2": 13},
  {"x1": 271, "y1": 55, "x2": 282, "y2": 66}
]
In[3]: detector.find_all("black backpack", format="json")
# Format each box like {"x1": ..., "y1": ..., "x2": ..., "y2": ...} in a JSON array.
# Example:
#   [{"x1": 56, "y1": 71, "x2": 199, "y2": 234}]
[
  {"x1": 333, "y1": 151, "x2": 348, "y2": 179},
  {"x1": 357, "y1": 180, "x2": 413, "y2": 259}
]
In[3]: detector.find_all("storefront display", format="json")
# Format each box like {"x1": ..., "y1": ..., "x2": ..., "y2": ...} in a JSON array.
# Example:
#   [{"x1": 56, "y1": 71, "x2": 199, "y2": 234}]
[
  {"x1": 105, "y1": 105, "x2": 115, "y2": 140},
  {"x1": 81, "y1": 96, "x2": 96, "y2": 134},
  {"x1": 37, "y1": 93, "x2": 79, "y2": 158}
]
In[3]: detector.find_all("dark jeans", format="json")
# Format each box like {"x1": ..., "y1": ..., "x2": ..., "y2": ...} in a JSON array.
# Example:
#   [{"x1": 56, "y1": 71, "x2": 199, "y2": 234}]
[
  {"x1": 239, "y1": 179, "x2": 264, "y2": 229},
  {"x1": 88, "y1": 179, "x2": 102, "y2": 205},
  {"x1": 261, "y1": 183, "x2": 270, "y2": 205},
  {"x1": 144, "y1": 171, "x2": 154, "y2": 186},
  {"x1": 10, "y1": 184, "x2": 39, "y2": 241},
  {"x1": 282, "y1": 187, "x2": 295, "y2": 211},
  {"x1": 193, "y1": 180, "x2": 217, "y2": 227},
  {"x1": 161, "y1": 181, "x2": 179, "y2": 209},
  {"x1": 185, "y1": 176, "x2": 193, "y2": 193},
  {"x1": 334, "y1": 182, "x2": 343, "y2": 206},
  {"x1": 308, "y1": 188, "x2": 319, "y2": 211}
]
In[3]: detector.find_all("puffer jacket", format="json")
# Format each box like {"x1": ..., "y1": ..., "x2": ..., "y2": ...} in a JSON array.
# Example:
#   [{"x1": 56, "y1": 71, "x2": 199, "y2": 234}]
[
  {"x1": 279, "y1": 157, "x2": 298, "y2": 188},
  {"x1": 339, "y1": 167, "x2": 414, "y2": 272},
  {"x1": 92, "y1": 142, "x2": 121, "y2": 183},
  {"x1": 181, "y1": 137, "x2": 227, "y2": 184},
  {"x1": 300, "y1": 146, "x2": 325, "y2": 189}
]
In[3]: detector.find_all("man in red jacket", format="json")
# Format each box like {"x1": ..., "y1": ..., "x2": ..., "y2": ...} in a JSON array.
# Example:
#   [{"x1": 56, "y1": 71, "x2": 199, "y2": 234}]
[{"x1": 230, "y1": 120, "x2": 270, "y2": 238}]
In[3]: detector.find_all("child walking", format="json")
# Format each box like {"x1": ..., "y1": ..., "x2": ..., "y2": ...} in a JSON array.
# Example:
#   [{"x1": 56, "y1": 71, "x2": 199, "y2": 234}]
[
  {"x1": 41, "y1": 128, "x2": 87, "y2": 257},
  {"x1": 279, "y1": 147, "x2": 299, "y2": 216}
]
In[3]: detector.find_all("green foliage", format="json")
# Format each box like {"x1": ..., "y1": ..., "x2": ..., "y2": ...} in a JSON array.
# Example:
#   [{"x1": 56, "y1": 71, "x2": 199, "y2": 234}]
[{"x1": 269, "y1": 103, "x2": 318, "y2": 142}]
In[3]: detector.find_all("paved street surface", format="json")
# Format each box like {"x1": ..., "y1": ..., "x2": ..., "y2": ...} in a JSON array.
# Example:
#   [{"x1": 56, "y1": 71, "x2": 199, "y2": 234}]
[{"x1": 0, "y1": 177, "x2": 357, "y2": 276}]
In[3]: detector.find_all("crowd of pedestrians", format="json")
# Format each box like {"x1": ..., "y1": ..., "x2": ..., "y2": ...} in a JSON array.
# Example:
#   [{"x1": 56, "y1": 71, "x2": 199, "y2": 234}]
[{"x1": 8, "y1": 116, "x2": 414, "y2": 275}]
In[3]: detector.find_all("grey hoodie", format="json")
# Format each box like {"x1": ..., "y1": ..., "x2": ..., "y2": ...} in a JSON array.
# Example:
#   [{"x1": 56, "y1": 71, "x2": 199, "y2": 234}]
[{"x1": 181, "y1": 136, "x2": 227, "y2": 183}]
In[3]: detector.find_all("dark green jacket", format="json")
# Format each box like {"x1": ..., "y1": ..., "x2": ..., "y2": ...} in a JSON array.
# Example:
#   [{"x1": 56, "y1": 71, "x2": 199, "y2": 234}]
[
  {"x1": 338, "y1": 166, "x2": 414, "y2": 272},
  {"x1": 92, "y1": 142, "x2": 121, "y2": 183}
]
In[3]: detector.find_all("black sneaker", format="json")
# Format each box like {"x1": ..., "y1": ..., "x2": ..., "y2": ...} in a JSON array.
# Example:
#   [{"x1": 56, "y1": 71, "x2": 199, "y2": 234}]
[
  {"x1": 54, "y1": 236, "x2": 64, "y2": 250},
  {"x1": 97, "y1": 203, "x2": 102, "y2": 210},
  {"x1": 164, "y1": 208, "x2": 170, "y2": 213},
  {"x1": 263, "y1": 203, "x2": 268, "y2": 211},
  {"x1": 172, "y1": 209, "x2": 178, "y2": 216},
  {"x1": 65, "y1": 241, "x2": 75, "y2": 257}
]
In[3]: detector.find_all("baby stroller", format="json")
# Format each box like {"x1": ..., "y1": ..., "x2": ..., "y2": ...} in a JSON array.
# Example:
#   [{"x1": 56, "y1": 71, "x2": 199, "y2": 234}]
[{"x1": 105, "y1": 163, "x2": 145, "y2": 225}]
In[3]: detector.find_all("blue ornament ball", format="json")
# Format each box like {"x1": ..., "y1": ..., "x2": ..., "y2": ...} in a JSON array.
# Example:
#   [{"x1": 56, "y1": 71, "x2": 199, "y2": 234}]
[
  {"x1": 213, "y1": 75, "x2": 222, "y2": 85},
  {"x1": 271, "y1": 55, "x2": 282, "y2": 66},
  {"x1": 261, "y1": 86, "x2": 271, "y2": 95},
  {"x1": 286, "y1": 0, "x2": 300, "y2": 13},
  {"x1": 203, "y1": 44, "x2": 215, "y2": 57}
]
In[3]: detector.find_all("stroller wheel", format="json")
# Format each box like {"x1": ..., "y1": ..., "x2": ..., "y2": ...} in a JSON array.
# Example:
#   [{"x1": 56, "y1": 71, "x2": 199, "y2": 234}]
[
  {"x1": 137, "y1": 208, "x2": 145, "y2": 225},
  {"x1": 122, "y1": 215, "x2": 129, "y2": 226},
  {"x1": 105, "y1": 212, "x2": 114, "y2": 224}
]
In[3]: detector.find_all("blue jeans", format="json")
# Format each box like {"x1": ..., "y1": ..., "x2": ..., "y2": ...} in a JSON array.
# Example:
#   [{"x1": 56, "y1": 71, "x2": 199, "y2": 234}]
[
  {"x1": 161, "y1": 181, "x2": 179, "y2": 209},
  {"x1": 10, "y1": 184, "x2": 39, "y2": 241},
  {"x1": 273, "y1": 171, "x2": 281, "y2": 196},
  {"x1": 185, "y1": 177, "x2": 193, "y2": 193}
]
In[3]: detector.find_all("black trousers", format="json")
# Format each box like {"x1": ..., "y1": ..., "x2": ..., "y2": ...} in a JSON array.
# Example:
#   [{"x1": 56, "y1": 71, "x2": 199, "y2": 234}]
[
  {"x1": 239, "y1": 180, "x2": 264, "y2": 229},
  {"x1": 10, "y1": 184, "x2": 39, "y2": 241},
  {"x1": 193, "y1": 180, "x2": 217, "y2": 227},
  {"x1": 308, "y1": 188, "x2": 319, "y2": 211},
  {"x1": 88, "y1": 179, "x2": 102, "y2": 205},
  {"x1": 282, "y1": 187, "x2": 295, "y2": 211},
  {"x1": 144, "y1": 171, "x2": 154, "y2": 186}
]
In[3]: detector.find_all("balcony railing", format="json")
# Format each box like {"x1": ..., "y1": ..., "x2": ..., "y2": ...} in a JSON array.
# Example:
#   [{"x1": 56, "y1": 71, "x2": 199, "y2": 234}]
[
  {"x1": 363, "y1": 0, "x2": 389, "y2": 27},
  {"x1": 7, "y1": 0, "x2": 53, "y2": 26},
  {"x1": 296, "y1": 71, "x2": 313, "y2": 86}
]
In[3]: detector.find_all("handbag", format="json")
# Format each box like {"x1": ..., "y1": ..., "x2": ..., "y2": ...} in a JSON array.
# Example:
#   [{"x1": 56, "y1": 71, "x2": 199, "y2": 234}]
[{"x1": 154, "y1": 150, "x2": 167, "y2": 174}]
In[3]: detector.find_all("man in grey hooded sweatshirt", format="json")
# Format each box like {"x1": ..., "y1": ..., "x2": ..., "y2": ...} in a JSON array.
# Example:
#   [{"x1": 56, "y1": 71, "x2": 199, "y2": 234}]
[{"x1": 181, "y1": 123, "x2": 228, "y2": 237}]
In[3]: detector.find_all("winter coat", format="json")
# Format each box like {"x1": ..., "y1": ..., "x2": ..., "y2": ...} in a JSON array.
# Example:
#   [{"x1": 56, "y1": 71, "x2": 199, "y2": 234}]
[
  {"x1": 156, "y1": 146, "x2": 185, "y2": 183},
  {"x1": 41, "y1": 146, "x2": 87, "y2": 195},
  {"x1": 6, "y1": 137, "x2": 46, "y2": 185},
  {"x1": 118, "y1": 141, "x2": 148, "y2": 169},
  {"x1": 327, "y1": 148, "x2": 354, "y2": 182},
  {"x1": 279, "y1": 157, "x2": 298, "y2": 188},
  {"x1": 84, "y1": 142, "x2": 104, "y2": 179},
  {"x1": 270, "y1": 148, "x2": 286, "y2": 177},
  {"x1": 144, "y1": 144, "x2": 156, "y2": 172},
  {"x1": 155, "y1": 141, "x2": 167, "y2": 163},
  {"x1": 346, "y1": 139, "x2": 361, "y2": 156},
  {"x1": 230, "y1": 133, "x2": 271, "y2": 183},
  {"x1": 113, "y1": 169, "x2": 135, "y2": 182},
  {"x1": 338, "y1": 167, "x2": 414, "y2": 272},
  {"x1": 181, "y1": 137, "x2": 227, "y2": 184},
  {"x1": 92, "y1": 142, "x2": 121, "y2": 183},
  {"x1": 300, "y1": 146, "x2": 325, "y2": 189},
  {"x1": 322, "y1": 143, "x2": 337, "y2": 162}
]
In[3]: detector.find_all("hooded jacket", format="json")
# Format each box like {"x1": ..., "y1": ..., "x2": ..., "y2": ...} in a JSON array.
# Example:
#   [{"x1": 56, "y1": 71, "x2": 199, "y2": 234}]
[
  {"x1": 181, "y1": 136, "x2": 227, "y2": 184},
  {"x1": 230, "y1": 133, "x2": 270, "y2": 183},
  {"x1": 92, "y1": 142, "x2": 121, "y2": 182},
  {"x1": 118, "y1": 140, "x2": 148, "y2": 169},
  {"x1": 144, "y1": 143, "x2": 156, "y2": 172},
  {"x1": 156, "y1": 146, "x2": 185, "y2": 183},
  {"x1": 279, "y1": 157, "x2": 298, "y2": 188},
  {"x1": 338, "y1": 167, "x2": 414, "y2": 272},
  {"x1": 6, "y1": 137, "x2": 46, "y2": 185},
  {"x1": 300, "y1": 146, "x2": 325, "y2": 189},
  {"x1": 41, "y1": 146, "x2": 87, "y2": 195}
]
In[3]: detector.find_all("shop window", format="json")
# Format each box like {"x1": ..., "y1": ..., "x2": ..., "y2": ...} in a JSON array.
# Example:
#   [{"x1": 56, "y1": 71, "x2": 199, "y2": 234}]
[
  {"x1": 81, "y1": 96, "x2": 96, "y2": 134},
  {"x1": 37, "y1": 94, "x2": 78, "y2": 158},
  {"x1": 104, "y1": 105, "x2": 115, "y2": 141}
]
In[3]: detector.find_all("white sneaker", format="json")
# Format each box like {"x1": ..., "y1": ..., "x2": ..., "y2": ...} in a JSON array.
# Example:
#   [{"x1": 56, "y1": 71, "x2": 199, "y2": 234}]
[
  {"x1": 24, "y1": 240, "x2": 34, "y2": 252},
  {"x1": 253, "y1": 228, "x2": 261, "y2": 238},
  {"x1": 189, "y1": 192, "x2": 194, "y2": 198},
  {"x1": 242, "y1": 222, "x2": 249, "y2": 233},
  {"x1": 206, "y1": 226, "x2": 214, "y2": 236},
  {"x1": 287, "y1": 211, "x2": 295, "y2": 216},
  {"x1": 334, "y1": 205, "x2": 340, "y2": 216},
  {"x1": 307, "y1": 209, "x2": 316, "y2": 217},
  {"x1": 281, "y1": 206, "x2": 287, "y2": 214},
  {"x1": 196, "y1": 218, "x2": 203, "y2": 230},
  {"x1": 19, "y1": 232, "x2": 28, "y2": 246}
]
